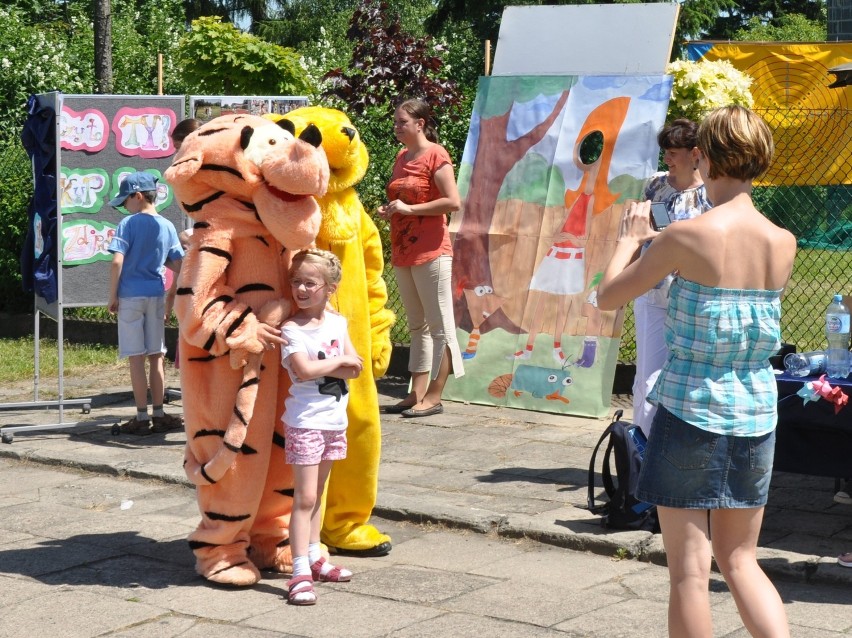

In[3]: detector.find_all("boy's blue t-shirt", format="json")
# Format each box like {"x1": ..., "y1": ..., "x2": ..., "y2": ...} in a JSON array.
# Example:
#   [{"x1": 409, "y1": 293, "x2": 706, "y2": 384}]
[{"x1": 108, "y1": 212, "x2": 183, "y2": 298}]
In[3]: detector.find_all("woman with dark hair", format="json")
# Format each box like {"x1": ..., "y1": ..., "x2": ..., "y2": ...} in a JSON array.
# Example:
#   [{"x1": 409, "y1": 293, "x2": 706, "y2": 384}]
[
  {"x1": 377, "y1": 98, "x2": 464, "y2": 417},
  {"x1": 634, "y1": 118, "x2": 712, "y2": 436}
]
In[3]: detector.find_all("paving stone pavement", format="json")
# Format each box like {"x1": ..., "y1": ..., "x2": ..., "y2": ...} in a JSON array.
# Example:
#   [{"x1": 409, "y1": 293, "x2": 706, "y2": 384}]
[{"x1": 2, "y1": 366, "x2": 852, "y2": 636}]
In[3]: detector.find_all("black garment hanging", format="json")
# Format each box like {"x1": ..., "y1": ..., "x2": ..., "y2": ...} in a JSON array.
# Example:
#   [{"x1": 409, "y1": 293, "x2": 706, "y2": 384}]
[{"x1": 20, "y1": 94, "x2": 59, "y2": 304}]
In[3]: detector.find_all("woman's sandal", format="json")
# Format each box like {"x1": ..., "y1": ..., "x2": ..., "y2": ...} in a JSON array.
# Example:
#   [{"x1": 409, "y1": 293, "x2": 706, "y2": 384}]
[
  {"x1": 310, "y1": 556, "x2": 352, "y2": 582},
  {"x1": 287, "y1": 574, "x2": 317, "y2": 605}
]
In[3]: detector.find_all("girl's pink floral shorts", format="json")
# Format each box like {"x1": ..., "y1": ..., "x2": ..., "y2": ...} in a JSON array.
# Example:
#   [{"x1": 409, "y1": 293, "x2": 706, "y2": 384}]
[{"x1": 285, "y1": 426, "x2": 347, "y2": 465}]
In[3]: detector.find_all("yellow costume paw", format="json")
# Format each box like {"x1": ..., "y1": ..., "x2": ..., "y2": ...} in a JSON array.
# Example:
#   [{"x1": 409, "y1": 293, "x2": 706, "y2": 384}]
[{"x1": 322, "y1": 525, "x2": 392, "y2": 556}]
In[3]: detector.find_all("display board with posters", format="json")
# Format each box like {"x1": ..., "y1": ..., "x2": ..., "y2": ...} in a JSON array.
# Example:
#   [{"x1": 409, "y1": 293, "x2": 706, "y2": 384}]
[
  {"x1": 10, "y1": 92, "x2": 184, "y2": 431},
  {"x1": 51, "y1": 94, "x2": 185, "y2": 308},
  {"x1": 189, "y1": 95, "x2": 309, "y2": 123}
]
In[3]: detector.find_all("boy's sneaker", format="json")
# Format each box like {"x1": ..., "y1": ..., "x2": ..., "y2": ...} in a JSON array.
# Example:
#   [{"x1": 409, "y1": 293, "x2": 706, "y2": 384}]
[
  {"x1": 120, "y1": 417, "x2": 152, "y2": 435},
  {"x1": 835, "y1": 480, "x2": 852, "y2": 505},
  {"x1": 151, "y1": 413, "x2": 183, "y2": 433}
]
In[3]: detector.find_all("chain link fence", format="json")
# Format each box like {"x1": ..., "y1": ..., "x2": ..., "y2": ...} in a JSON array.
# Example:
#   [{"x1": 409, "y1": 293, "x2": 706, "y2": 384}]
[
  {"x1": 752, "y1": 107, "x2": 852, "y2": 356},
  {"x1": 382, "y1": 106, "x2": 852, "y2": 363}
]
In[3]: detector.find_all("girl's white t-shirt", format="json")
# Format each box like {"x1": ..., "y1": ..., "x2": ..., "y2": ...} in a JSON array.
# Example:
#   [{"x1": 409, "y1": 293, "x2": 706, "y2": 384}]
[{"x1": 280, "y1": 311, "x2": 350, "y2": 431}]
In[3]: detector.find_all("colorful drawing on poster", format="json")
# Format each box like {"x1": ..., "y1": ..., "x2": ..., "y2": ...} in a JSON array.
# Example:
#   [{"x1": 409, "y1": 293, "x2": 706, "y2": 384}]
[
  {"x1": 216, "y1": 97, "x2": 268, "y2": 118},
  {"x1": 271, "y1": 98, "x2": 309, "y2": 115},
  {"x1": 111, "y1": 167, "x2": 174, "y2": 213},
  {"x1": 445, "y1": 74, "x2": 671, "y2": 417},
  {"x1": 112, "y1": 107, "x2": 176, "y2": 158},
  {"x1": 192, "y1": 98, "x2": 221, "y2": 122},
  {"x1": 193, "y1": 97, "x2": 270, "y2": 121},
  {"x1": 59, "y1": 107, "x2": 109, "y2": 152},
  {"x1": 60, "y1": 167, "x2": 110, "y2": 214},
  {"x1": 62, "y1": 218, "x2": 117, "y2": 265},
  {"x1": 191, "y1": 96, "x2": 310, "y2": 122}
]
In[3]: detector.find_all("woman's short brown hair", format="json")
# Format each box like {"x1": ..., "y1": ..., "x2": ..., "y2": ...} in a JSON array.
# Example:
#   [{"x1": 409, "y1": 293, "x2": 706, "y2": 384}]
[{"x1": 697, "y1": 105, "x2": 774, "y2": 181}]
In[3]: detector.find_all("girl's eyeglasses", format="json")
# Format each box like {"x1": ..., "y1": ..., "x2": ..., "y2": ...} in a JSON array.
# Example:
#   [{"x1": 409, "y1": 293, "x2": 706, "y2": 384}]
[{"x1": 290, "y1": 279, "x2": 326, "y2": 291}]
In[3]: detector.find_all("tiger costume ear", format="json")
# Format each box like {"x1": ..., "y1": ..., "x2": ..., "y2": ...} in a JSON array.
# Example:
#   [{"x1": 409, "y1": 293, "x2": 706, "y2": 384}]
[
  {"x1": 165, "y1": 150, "x2": 203, "y2": 185},
  {"x1": 276, "y1": 118, "x2": 296, "y2": 135}
]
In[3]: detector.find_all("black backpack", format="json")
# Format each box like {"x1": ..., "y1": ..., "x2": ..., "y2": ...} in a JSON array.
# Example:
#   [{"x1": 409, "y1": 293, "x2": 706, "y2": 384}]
[{"x1": 587, "y1": 409, "x2": 660, "y2": 532}]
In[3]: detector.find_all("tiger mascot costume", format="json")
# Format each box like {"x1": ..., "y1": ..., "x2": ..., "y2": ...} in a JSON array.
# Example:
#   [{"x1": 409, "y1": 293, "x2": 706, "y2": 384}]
[
  {"x1": 271, "y1": 106, "x2": 396, "y2": 556},
  {"x1": 165, "y1": 114, "x2": 329, "y2": 586}
]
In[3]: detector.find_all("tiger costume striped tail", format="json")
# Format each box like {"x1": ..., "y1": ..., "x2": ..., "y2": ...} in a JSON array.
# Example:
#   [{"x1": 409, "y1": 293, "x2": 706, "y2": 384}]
[{"x1": 165, "y1": 114, "x2": 329, "y2": 586}]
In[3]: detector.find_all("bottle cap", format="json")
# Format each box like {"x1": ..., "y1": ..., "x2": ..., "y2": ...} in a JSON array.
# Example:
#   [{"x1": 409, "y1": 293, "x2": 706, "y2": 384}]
[{"x1": 834, "y1": 294, "x2": 843, "y2": 302}]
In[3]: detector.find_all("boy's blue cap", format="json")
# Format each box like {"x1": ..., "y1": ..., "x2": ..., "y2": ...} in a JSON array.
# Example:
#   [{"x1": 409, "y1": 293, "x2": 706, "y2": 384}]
[{"x1": 110, "y1": 172, "x2": 158, "y2": 207}]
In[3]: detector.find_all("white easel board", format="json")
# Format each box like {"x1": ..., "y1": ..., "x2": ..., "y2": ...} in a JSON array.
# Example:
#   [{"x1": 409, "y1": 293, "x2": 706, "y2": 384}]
[{"x1": 492, "y1": 3, "x2": 680, "y2": 76}]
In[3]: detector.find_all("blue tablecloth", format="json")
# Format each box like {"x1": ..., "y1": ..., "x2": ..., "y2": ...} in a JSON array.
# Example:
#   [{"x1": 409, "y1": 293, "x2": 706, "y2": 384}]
[{"x1": 775, "y1": 371, "x2": 852, "y2": 478}]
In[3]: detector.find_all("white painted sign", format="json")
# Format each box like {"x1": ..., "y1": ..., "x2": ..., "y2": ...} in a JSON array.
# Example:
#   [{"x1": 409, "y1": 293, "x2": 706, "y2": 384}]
[{"x1": 492, "y1": 4, "x2": 680, "y2": 76}]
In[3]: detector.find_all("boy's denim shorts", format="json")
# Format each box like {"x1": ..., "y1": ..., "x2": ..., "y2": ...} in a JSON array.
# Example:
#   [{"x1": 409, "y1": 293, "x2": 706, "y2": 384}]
[
  {"x1": 636, "y1": 405, "x2": 775, "y2": 509},
  {"x1": 117, "y1": 296, "x2": 166, "y2": 358}
]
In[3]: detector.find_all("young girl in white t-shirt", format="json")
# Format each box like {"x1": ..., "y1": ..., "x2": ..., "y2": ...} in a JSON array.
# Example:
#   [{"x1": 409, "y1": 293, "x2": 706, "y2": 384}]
[{"x1": 280, "y1": 249, "x2": 363, "y2": 605}]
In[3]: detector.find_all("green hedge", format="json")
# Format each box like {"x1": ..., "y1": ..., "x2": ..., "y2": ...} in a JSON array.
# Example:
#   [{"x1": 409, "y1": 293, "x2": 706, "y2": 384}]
[{"x1": 0, "y1": 135, "x2": 32, "y2": 313}]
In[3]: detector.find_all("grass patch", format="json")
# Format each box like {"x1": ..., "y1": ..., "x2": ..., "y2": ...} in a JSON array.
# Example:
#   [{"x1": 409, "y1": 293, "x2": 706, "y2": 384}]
[
  {"x1": 0, "y1": 337, "x2": 121, "y2": 384},
  {"x1": 783, "y1": 248, "x2": 852, "y2": 353}
]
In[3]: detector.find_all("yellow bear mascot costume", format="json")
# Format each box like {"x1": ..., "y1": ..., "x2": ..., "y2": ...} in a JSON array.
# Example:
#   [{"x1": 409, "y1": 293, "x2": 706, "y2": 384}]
[
  {"x1": 271, "y1": 106, "x2": 396, "y2": 555},
  {"x1": 166, "y1": 114, "x2": 329, "y2": 585}
]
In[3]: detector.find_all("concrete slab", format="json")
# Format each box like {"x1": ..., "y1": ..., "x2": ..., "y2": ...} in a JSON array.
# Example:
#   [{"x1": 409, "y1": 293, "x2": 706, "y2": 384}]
[{"x1": 246, "y1": 590, "x2": 443, "y2": 637}]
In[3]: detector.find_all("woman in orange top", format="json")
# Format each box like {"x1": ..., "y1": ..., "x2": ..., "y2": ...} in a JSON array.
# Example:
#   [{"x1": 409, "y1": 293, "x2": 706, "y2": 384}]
[{"x1": 377, "y1": 98, "x2": 464, "y2": 417}]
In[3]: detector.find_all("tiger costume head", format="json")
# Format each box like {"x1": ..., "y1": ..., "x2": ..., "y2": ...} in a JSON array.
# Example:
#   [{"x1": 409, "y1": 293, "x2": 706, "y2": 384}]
[
  {"x1": 267, "y1": 106, "x2": 368, "y2": 196},
  {"x1": 165, "y1": 113, "x2": 329, "y2": 250}
]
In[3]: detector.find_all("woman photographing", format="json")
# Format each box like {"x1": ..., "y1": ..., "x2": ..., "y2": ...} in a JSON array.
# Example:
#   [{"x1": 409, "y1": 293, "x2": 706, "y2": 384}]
[{"x1": 598, "y1": 105, "x2": 794, "y2": 638}]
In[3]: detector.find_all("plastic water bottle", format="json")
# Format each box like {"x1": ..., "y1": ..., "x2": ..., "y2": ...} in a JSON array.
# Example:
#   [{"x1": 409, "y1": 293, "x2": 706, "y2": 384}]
[
  {"x1": 825, "y1": 294, "x2": 850, "y2": 378},
  {"x1": 783, "y1": 351, "x2": 826, "y2": 377}
]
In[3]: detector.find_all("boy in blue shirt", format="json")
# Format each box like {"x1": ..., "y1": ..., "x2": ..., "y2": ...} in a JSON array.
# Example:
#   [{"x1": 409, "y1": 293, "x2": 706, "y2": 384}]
[{"x1": 107, "y1": 172, "x2": 184, "y2": 434}]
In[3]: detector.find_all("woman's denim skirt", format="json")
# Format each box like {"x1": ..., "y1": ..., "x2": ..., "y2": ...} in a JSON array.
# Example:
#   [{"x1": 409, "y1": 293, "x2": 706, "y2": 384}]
[{"x1": 635, "y1": 405, "x2": 775, "y2": 509}]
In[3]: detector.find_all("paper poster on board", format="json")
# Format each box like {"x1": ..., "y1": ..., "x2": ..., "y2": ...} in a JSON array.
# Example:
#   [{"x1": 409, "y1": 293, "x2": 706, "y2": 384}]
[
  {"x1": 56, "y1": 95, "x2": 185, "y2": 307},
  {"x1": 445, "y1": 75, "x2": 670, "y2": 417},
  {"x1": 189, "y1": 95, "x2": 309, "y2": 123}
]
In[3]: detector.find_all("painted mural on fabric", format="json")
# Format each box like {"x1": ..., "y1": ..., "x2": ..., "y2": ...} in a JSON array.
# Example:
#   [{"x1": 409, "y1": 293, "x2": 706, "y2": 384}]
[{"x1": 446, "y1": 75, "x2": 671, "y2": 417}]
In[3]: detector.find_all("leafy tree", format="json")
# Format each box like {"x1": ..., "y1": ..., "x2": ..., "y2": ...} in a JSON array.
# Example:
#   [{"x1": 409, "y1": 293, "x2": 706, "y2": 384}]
[
  {"x1": 424, "y1": 0, "x2": 737, "y2": 49},
  {"x1": 5, "y1": 0, "x2": 68, "y2": 21},
  {"x1": 110, "y1": 0, "x2": 187, "y2": 95},
  {"x1": 423, "y1": 0, "x2": 829, "y2": 56},
  {"x1": 322, "y1": 0, "x2": 462, "y2": 117},
  {"x1": 182, "y1": 0, "x2": 230, "y2": 23},
  {"x1": 257, "y1": 0, "x2": 355, "y2": 49},
  {"x1": 264, "y1": 0, "x2": 476, "y2": 216},
  {"x1": 734, "y1": 12, "x2": 827, "y2": 40},
  {"x1": 226, "y1": 0, "x2": 272, "y2": 25},
  {"x1": 182, "y1": 0, "x2": 270, "y2": 27},
  {"x1": 0, "y1": 0, "x2": 187, "y2": 312},
  {"x1": 260, "y1": 0, "x2": 443, "y2": 82},
  {"x1": 0, "y1": 5, "x2": 88, "y2": 136},
  {"x1": 176, "y1": 16, "x2": 311, "y2": 94},
  {"x1": 707, "y1": 0, "x2": 826, "y2": 39}
]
